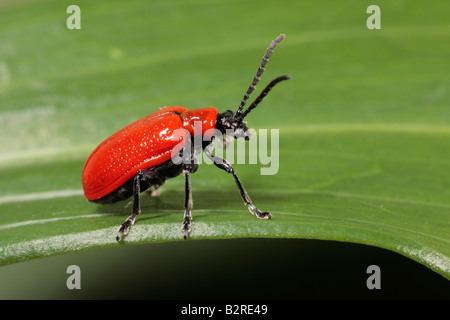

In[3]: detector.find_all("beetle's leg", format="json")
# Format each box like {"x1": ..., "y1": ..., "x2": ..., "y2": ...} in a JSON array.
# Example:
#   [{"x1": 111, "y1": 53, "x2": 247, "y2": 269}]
[
  {"x1": 116, "y1": 171, "x2": 143, "y2": 242},
  {"x1": 181, "y1": 164, "x2": 194, "y2": 239},
  {"x1": 204, "y1": 143, "x2": 271, "y2": 220},
  {"x1": 147, "y1": 184, "x2": 161, "y2": 197}
]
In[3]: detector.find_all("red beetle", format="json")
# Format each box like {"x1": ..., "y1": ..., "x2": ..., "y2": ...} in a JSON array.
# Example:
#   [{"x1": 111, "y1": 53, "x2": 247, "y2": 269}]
[{"x1": 82, "y1": 34, "x2": 290, "y2": 241}]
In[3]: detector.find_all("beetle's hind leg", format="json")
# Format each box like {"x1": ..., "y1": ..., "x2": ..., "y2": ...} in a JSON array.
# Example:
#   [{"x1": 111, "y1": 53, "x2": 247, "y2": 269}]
[
  {"x1": 116, "y1": 171, "x2": 144, "y2": 242},
  {"x1": 146, "y1": 184, "x2": 161, "y2": 197}
]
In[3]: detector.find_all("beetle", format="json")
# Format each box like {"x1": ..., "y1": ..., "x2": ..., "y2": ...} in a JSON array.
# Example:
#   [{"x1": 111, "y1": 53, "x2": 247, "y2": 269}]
[{"x1": 82, "y1": 33, "x2": 290, "y2": 241}]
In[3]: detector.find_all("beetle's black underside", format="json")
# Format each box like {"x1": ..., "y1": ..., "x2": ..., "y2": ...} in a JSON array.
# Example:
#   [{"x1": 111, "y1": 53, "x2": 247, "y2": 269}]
[{"x1": 91, "y1": 158, "x2": 183, "y2": 204}]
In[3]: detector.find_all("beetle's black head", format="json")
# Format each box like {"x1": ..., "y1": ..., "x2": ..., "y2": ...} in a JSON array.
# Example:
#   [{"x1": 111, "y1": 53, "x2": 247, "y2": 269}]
[
  {"x1": 216, "y1": 110, "x2": 250, "y2": 140},
  {"x1": 215, "y1": 34, "x2": 290, "y2": 142}
]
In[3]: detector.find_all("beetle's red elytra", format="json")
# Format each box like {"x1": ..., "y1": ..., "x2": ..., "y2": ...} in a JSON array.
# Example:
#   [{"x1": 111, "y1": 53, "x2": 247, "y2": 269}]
[
  {"x1": 82, "y1": 34, "x2": 290, "y2": 241},
  {"x1": 82, "y1": 106, "x2": 218, "y2": 201}
]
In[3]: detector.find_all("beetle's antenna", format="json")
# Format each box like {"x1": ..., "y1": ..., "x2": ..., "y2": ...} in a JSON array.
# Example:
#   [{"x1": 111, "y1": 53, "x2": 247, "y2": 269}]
[
  {"x1": 235, "y1": 34, "x2": 286, "y2": 118},
  {"x1": 239, "y1": 75, "x2": 291, "y2": 120}
]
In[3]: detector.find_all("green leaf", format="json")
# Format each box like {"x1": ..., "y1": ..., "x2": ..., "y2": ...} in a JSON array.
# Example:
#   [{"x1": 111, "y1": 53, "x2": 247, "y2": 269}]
[{"x1": 0, "y1": 0, "x2": 449, "y2": 280}]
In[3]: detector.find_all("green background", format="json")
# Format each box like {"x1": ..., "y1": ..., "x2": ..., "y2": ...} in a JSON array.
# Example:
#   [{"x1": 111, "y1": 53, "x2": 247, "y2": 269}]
[{"x1": 0, "y1": 0, "x2": 449, "y2": 299}]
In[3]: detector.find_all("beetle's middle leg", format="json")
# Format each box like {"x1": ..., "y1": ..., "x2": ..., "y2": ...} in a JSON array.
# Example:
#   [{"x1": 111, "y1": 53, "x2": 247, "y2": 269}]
[{"x1": 181, "y1": 163, "x2": 196, "y2": 239}]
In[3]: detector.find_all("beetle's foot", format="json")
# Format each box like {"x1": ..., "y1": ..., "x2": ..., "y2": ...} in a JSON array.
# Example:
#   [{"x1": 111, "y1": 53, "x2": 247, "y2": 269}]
[
  {"x1": 181, "y1": 222, "x2": 191, "y2": 240},
  {"x1": 181, "y1": 215, "x2": 192, "y2": 240},
  {"x1": 116, "y1": 214, "x2": 136, "y2": 242},
  {"x1": 248, "y1": 204, "x2": 272, "y2": 220}
]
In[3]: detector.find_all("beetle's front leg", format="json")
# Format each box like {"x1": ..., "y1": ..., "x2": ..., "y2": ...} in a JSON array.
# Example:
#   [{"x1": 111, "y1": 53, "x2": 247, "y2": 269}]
[
  {"x1": 116, "y1": 170, "x2": 143, "y2": 242},
  {"x1": 204, "y1": 143, "x2": 271, "y2": 220},
  {"x1": 181, "y1": 164, "x2": 195, "y2": 239}
]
